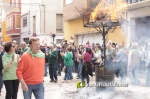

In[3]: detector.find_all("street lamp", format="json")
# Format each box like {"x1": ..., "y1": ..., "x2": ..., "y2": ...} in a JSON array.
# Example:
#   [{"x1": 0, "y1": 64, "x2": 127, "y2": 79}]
[{"x1": 51, "y1": 34, "x2": 56, "y2": 44}]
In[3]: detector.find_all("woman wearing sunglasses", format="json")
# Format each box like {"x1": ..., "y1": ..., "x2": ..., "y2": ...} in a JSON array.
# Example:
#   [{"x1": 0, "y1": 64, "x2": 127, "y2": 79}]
[{"x1": 2, "y1": 42, "x2": 20, "y2": 99}]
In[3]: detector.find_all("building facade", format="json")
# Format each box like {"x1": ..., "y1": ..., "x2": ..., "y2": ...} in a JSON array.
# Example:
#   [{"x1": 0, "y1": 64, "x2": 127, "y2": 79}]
[
  {"x1": 63, "y1": 0, "x2": 127, "y2": 46},
  {"x1": 20, "y1": 0, "x2": 30, "y2": 44},
  {"x1": 20, "y1": 0, "x2": 64, "y2": 44},
  {"x1": 63, "y1": 0, "x2": 147, "y2": 46},
  {"x1": 3, "y1": 0, "x2": 21, "y2": 44},
  {"x1": 127, "y1": 0, "x2": 149, "y2": 45}
]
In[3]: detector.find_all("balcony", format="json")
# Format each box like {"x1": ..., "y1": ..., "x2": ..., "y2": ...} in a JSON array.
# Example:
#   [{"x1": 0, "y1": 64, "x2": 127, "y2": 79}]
[
  {"x1": 63, "y1": 0, "x2": 88, "y2": 21},
  {"x1": 127, "y1": 0, "x2": 150, "y2": 10},
  {"x1": 127, "y1": 0, "x2": 145, "y2": 4},
  {"x1": 2, "y1": 0, "x2": 20, "y2": 15}
]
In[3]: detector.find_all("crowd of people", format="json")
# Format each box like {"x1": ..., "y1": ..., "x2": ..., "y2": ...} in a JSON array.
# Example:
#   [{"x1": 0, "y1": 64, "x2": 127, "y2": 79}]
[{"x1": 0, "y1": 36, "x2": 150, "y2": 99}]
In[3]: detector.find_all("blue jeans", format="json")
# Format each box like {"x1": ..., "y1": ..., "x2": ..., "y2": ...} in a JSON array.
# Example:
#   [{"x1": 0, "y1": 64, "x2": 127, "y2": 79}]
[
  {"x1": 0, "y1": 73, "x2": 3, "y2": 92},
  {"x1": 44, "y1": 63, "x2": 49, "y2": 76},
  {"x1": 78, "y1": 62, "x2": 83, "y2": 78},
  {"x1": 128, "y1": 63, "x2": 140, "y2": 84},
  {"x1": 114, "y1": 61, "x2": 126, "y2": 81},
  {"x1": 64, "y1": 66, "x2": 73, "y2": 80},
  {"x1": 58, "y1": 63, "x2": 62, "y2": 75},
  {"x1": 23, "y1": 83, "x2": 44, "y2": 99}
]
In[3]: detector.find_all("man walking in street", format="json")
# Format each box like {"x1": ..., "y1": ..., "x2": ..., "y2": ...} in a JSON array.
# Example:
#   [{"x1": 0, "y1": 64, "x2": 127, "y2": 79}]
[
  {"x1": 16, "y1": 37, "x2": 45, "y2": 99},
  {"x1": 48, "y1": 44, "x2": 58, "y2": 83}
]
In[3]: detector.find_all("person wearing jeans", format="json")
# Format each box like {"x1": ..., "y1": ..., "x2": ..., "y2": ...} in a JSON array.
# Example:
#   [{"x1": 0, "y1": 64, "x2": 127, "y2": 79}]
[
  {"x1": 64, "y1": 66, "x2": 73, "y2": 80},
  {"x1": 60, "y1": 46, "x2": 73, "y2": 82},
  {"x1": 23, "y1": 83, "x2": 44, "y2": 99},
  {"x1": 81, "y1": 47, "x2": 92, "y2": 85},
  {"x1": 16, "y1": 37, "x2": 45, "y2": 99},
  {"x1": 113, "y1": 44, "x2": 127, "y2": 81},
  {"x1": 128, "y1": 42, "x2": 141, "y2": 84},
  {"x1": 2, "y1": 42, "x2": 20, "y2": 99},
  {"x1": 44, "y1": 63, "x2": 49, "y2": 76},
  {"x1": 56, "y1": 45, "x2": 64, "y2": 76},
  {"x1": 44, "y1": 49, "x2": 49, "y2": 76}
]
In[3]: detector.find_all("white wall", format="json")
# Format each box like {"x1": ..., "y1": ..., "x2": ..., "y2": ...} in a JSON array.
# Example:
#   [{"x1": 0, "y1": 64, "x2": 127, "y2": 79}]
[
  {"x1": 20, "y1": 0, "x2": 64, "y2": 43},
  {"x1": 21, "y1": 0, "x2": 30, "y2": 15},
  {"x1": 78, "y1": 33, "x2": 103, "y2": 46},
  {"x1": 127, "y1": 1, "x2": 150, "y2": 44},
  {"x1": 41, "y1": 0, "x2": 63, "y2": 34},
  {"x1": 20, "y1": 13, "x2": 30, "y2": 42},
  {"x1": 29, "y1": 0, "x2": 41, "y2": 36},
  {"x1": 37, "y1": 34, "x2": 63, "y2": 45},
  {"x1": 20, "y1": 0, "x2": 30, "y2": 43}
]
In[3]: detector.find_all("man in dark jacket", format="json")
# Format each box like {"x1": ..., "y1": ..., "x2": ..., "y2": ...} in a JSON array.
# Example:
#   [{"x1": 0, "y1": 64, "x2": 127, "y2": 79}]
[{"x1": 48, "y1": 44, "x2": 58, "y2": 83}]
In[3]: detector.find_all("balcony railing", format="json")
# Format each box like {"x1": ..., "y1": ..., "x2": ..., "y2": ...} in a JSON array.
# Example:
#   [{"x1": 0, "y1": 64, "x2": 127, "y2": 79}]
[{"x1": 126, "y1": 0, "x2": 145, "y2": 4}]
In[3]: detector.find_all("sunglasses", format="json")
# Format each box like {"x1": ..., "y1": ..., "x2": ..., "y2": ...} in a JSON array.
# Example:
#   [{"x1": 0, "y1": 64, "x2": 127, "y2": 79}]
[{"x1": 12, "y1": 45, "x2": 16, "y2": 48}]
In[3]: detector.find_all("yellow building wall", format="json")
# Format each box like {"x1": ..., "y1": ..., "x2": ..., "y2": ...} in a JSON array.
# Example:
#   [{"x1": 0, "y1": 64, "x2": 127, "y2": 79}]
[
  {"x1": 2, "y1": 21, "x2": 11, "y2": 42},
  {"x1": 64, "y1": 18, "x2": 126, "y2": 45},
  {"x1": 107, "y1": 28, "x2": 127, "y2": 45},
  {"x1": 64, "y1": 18, "x2": 95, "y2": 41}
]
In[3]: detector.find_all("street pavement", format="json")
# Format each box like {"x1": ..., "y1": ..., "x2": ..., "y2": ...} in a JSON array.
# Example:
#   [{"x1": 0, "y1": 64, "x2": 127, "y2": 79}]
[
  {"x1": 0, "y1": 72, "x2": 89, "y2": 99},
  {"x1": 1, "y1": 72, "x2": 150, "y2": 99}
]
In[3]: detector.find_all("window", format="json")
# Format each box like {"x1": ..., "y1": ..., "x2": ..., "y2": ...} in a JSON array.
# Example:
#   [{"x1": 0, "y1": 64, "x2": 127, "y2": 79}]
[
  {"x1": 56, "y1": 14, "x2": 63, "y2": 33},
  {"x1": 23, "y1": 38, "x2": 29, "y2": 44},
  {"x1": 6, "y1": 15, "x2": 13, "y2": 30},
  {"x1": 56, "y1": 39, "x2": 63, "y2": 44},
  {"x1": 23, "y1": 17, "x2": 27, "y2": 27},
  {"x1": 10, "y1": 15, "x2": 13, "y2": 29},
  {"x1": 65, "y1": 0, "x2": 73, "y2": 5},
  {"x1": 16, "y1": 0, "x2": 19, "y2": 7},
  {"x1": 90, "y1": 0, "x2": 101, "y2": 9},
  {"x1": 6, "y1": 17, "x2": 8, "y2": 30},
  {"x1": 33, "y1": 16, "x2": 36, "y2": 33},
  {"x1": 11, "y1": 0, "x2": 15, "y2": 7},
  {"x1": 16, "y1": 15, "x2": 20, "y2": 28},
  {"x1": 8, "y1": 16, "x2": 11, "y2": 29}
]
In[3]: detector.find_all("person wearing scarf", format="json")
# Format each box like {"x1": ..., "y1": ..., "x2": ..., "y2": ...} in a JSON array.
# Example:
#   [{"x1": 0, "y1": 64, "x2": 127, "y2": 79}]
[
  {"x1": 48, "y1": 44, "x2": 58, "y2": 83},
  {"x1": 2, "y1": 42, "x2": 19, "y2": 99},
  {"x1": 16, "y1": 37, "x2": 45, "y2": 99},
  {"x1": 128, "y1": 42, "x2": 141, "y2": 85},
  {"x1": 20, "y1": 42, "x2": 28, "y2": 56}
]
